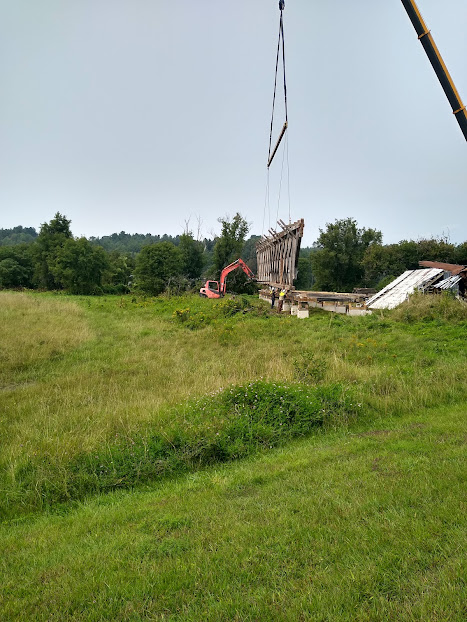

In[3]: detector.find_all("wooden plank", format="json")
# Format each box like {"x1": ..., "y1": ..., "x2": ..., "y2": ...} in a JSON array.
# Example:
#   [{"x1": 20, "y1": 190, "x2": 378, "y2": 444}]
[{"x1": 267, "y1": 122, "x2": 288, "y2": 168}]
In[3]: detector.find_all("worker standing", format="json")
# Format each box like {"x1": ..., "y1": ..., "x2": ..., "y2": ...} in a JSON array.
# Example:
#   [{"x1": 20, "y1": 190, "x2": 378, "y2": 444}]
[
  {"x1": 271, "y1": 288, "x2": 277, "y2": 308},
  {"x1": 277, "y1": 289, "x2": 286, "y2": 313}
]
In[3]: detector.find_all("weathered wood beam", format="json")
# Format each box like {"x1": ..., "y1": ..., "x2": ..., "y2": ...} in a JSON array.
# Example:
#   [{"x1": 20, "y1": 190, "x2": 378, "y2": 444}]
[{"x1": 267, "y1": 122, "x2": 288, "y2": 168}]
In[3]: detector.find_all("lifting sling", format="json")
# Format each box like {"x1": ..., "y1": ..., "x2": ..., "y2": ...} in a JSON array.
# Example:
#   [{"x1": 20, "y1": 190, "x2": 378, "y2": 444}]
[{"x1": 268, "y1": 1, "x2": 288, "y2": 168}]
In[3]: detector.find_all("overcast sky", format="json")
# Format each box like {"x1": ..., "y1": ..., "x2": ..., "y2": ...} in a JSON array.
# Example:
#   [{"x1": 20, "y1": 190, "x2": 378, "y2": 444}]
[{"x1": 1, "y1": 0, "x2": 466, "y2": 246}]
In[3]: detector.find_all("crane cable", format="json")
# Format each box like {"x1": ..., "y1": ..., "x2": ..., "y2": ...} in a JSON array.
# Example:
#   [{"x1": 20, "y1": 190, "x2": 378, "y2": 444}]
[
  {"x1": 264, "y1": 1, "x2": 291, "y2": 234},
  {"x1": 267, "y1": 1, "x2": 288, "y2": 167}
]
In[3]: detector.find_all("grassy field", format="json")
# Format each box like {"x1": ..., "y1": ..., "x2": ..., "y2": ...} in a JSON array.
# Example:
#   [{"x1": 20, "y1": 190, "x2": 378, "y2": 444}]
[{"x1": 0, "y1": 290, "x2": 466, "y2": 620}]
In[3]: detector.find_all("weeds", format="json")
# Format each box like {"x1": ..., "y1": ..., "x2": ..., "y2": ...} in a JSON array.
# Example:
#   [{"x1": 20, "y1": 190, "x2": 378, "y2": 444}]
[
  {"x1": 292, "y1": 350, "x2": 327, "y2": 383},
  {"x1": 1, "y1": 291, "x2": 466, "y2": 620},
  {"x1": 1, "y1": 291, "x2": 466, "y2": 519},
  {"x1": 391, "y1": 291, "x2": 467, "y2": 323},
  {"x1": 172, "y1": 295, "x2": 254, "y2": 329},
  {"x1": 4, "y1": 381, "x2": 358, "y2": 515}
]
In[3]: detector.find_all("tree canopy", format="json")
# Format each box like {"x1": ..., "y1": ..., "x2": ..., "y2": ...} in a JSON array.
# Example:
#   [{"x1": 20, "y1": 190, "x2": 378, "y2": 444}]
[
  {"x1": 52, "y1": 238, "x2": 109, "y2": 295},
  {"x1": 1, "y1": 213, "x2": 466, "y2": 296},
  {"x1": 213, "y1": 213, "x2": 249, "y2": 276},
  {"x1": 311, "y1": 218, "x2": 382, "y2": 291},
  {"x1": 32, "y1": 213, "x2": 73, "y2": 289},
  {"x1": 134, "y1": 242, "x2": 183, "y2": 296}
]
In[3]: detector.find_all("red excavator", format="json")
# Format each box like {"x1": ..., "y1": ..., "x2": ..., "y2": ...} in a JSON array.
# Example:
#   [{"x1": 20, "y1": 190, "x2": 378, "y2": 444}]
[{"x1": 199, "y1": 258, "x2": 255, "y2": 298}]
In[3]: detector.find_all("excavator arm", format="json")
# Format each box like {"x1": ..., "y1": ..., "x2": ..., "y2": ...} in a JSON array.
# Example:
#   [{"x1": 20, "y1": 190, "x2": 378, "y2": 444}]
[
  {"x1": 401, "y1": 0, "x2": 467, "y2": 141},
  {"x1": 219, "y1": 259, "x2": 255, "y2": 295}
]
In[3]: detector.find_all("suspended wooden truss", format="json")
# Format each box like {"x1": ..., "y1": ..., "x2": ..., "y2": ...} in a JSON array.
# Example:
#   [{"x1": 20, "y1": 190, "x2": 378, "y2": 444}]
[{"x1": 256, "y1": 218, "x2": 304, "y2": 289}]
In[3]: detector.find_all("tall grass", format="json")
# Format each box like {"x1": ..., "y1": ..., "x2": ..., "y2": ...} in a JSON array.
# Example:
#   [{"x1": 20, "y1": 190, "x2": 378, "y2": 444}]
[
  {"x1": 0, "y1": 292, "x2": 92, "y2": 385},
  {"x1": 1, "y1": 291, "x2": 466, "y2": 517},
  {"x1": 391, "y1": 290, "x2": 467, "y2": 323}
]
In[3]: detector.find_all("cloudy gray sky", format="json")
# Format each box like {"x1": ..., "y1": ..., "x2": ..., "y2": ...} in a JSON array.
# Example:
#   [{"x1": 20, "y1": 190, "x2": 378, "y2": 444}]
[{"x1": 1, "y1": 0, "x2": 466, "y2": 246}]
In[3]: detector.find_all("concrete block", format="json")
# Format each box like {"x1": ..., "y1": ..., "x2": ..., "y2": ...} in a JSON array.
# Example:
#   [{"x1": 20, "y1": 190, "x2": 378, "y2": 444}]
[
  {"x1": 291, "y1": 305, "x2": 298, "y2": 316},
  {"x1": 297, "y1": 309, "x2": 309, "y2": 319},
  {"x1": 348, "y1": 308, "x2": 371, "y2": 316}
]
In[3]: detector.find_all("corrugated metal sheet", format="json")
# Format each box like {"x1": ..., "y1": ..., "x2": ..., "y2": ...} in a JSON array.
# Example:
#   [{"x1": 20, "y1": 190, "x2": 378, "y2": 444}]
[
  {"x1": 366, "y1": 271, "x2": 413, "y2": 307},
  {"x1": 367, "y1": 269, "x2": 444, "y2": 310},
  {"x1": 419, "y1": 261, "x2": 466, "y2": 276},
  {"x1": 433, "y1": 274, "x2": 462, "y2": 290}
]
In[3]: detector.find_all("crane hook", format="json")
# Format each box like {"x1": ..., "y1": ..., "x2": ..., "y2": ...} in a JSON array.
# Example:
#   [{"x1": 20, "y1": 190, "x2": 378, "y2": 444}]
[{"x1": 279, "y1": 1, "x2": 285, "y2": 11}]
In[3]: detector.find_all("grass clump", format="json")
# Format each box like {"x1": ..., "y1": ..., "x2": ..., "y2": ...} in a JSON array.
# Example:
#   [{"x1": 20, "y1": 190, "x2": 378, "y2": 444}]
[
  {"x1": 391, "y1": 291, "x2": 467, "y2": 324},
  {"x1": 172, "y1": 295, "x2": 258, "y2": 329},
  {"x1": 6, "y1": 381, "x2": 358, "y2": 516}
]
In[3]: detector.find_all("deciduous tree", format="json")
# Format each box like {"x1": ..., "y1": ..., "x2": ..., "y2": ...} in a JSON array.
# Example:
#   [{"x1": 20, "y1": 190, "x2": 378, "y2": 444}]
[
  {"x1": 134, "y1": 242, "x2": 183, "y2": 295},
  {"x1": 52, "y1": 238, "x2": 109, "y2": 294},
  {"x1": 0, "y1": 245, "x2": 35, "y2": 288},
  {"x1": 32, "y1": 213, "x2": 73, "y2": 289},
  {"x1": 213, "y1": 213, "x2": 249, "y2": 276},
  {"x1": 311, "y1": 218, "x2": 382, "y2": 291},
  {"x1": 179, "y1": 233, "x2": 204, "y2": 280}
]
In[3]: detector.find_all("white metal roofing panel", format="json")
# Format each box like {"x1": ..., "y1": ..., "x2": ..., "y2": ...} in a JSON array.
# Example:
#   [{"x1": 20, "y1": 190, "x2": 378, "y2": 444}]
[
  {"x1": 366, "y1": 271, "x2": 412, "y2": 307},
  {"x1": 434, "y1": 274, "x2": 461, "y2": 290},
  {"x1": 368, "y1": 269, "x2": 443, "y2": 310}
]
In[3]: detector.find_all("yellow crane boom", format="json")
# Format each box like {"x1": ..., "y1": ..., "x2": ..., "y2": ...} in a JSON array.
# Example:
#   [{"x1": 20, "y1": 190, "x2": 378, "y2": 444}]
[{"x1": 401, "y1": 0, "x2": 467, "y2": 141}]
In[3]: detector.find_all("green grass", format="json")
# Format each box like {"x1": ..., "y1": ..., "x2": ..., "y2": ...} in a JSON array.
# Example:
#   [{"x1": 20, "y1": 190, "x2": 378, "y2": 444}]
[
  {"x1": 1, "y1": 403, "x2": 465, "y2": 621},
  {"x1": 1, "y1": 291, "x2": 466, "y2": 517},
  {"x1": 0, "y1": 290, "x2": 466, "y2": 619}
]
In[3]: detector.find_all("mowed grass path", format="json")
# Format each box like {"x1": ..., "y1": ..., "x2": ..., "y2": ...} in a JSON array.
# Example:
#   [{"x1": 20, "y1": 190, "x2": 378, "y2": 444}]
[{"x1": 1, "y1": 403, "x2": 465, "y2": 621}]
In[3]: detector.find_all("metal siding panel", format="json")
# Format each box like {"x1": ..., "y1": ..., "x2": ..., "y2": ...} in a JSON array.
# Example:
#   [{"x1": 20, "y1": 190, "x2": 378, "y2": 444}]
[{"x1": 368, "y1": 269, "x2": 443, "y2": 310}]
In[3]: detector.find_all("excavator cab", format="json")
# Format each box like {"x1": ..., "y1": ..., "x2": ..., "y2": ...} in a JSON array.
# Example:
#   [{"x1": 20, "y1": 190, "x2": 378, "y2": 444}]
[{"x1": 200, "y1": 281, "x2": 221, "y2": 298}]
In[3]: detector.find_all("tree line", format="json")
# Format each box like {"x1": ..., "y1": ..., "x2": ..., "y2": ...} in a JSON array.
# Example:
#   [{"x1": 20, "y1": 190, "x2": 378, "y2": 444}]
[
  {"x1": 0, "y1": 213, "x2": 257, "y2": 295},
  {"x1": 0, "y1": 215, "x2": 465, "y2": 295},
  {"x1": 305, "y1": 218, "x2": 466, "y2": 292}
]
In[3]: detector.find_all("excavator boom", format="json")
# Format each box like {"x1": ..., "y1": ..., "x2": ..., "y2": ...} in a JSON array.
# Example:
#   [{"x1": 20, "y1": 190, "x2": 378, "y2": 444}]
[
  {"x1": 199, "y1": 259, "x2": 255, "y2": 299},
  {"x1": 219, "y1": 259, "x2": 255, "y2": 295}
]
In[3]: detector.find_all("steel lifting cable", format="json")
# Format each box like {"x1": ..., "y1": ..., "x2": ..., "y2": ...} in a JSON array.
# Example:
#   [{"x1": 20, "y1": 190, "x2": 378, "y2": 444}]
[
  {"x1": 267, "y1": 1, "x2": 288, "y2": 169},
  {"x1": 263, "y1": 1, "x2": 290, "y2": 235}
]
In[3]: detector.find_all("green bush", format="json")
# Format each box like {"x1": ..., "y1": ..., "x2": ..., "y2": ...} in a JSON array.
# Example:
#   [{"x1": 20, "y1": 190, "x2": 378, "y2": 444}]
[
  {"x1": 214, "y1": 296, "x2": 250, "y2": 317},
  {"x1": 172, "y1": 307, "x2": 211, "y2": 330}
]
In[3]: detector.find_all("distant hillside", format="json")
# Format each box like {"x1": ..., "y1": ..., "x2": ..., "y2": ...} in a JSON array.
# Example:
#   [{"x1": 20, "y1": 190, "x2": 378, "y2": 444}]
[
  {"x1": 88, "y1": 231, "x2": 183, "y2": 254},
  {"x1": 0, "y1": 226, "x2": 38, "y2": 246}
]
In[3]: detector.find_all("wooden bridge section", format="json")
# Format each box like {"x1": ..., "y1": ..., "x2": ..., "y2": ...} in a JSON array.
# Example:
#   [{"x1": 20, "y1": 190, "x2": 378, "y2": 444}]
[{"x1": 256, "y1": 219, "x2": 304, "y2": 289}]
